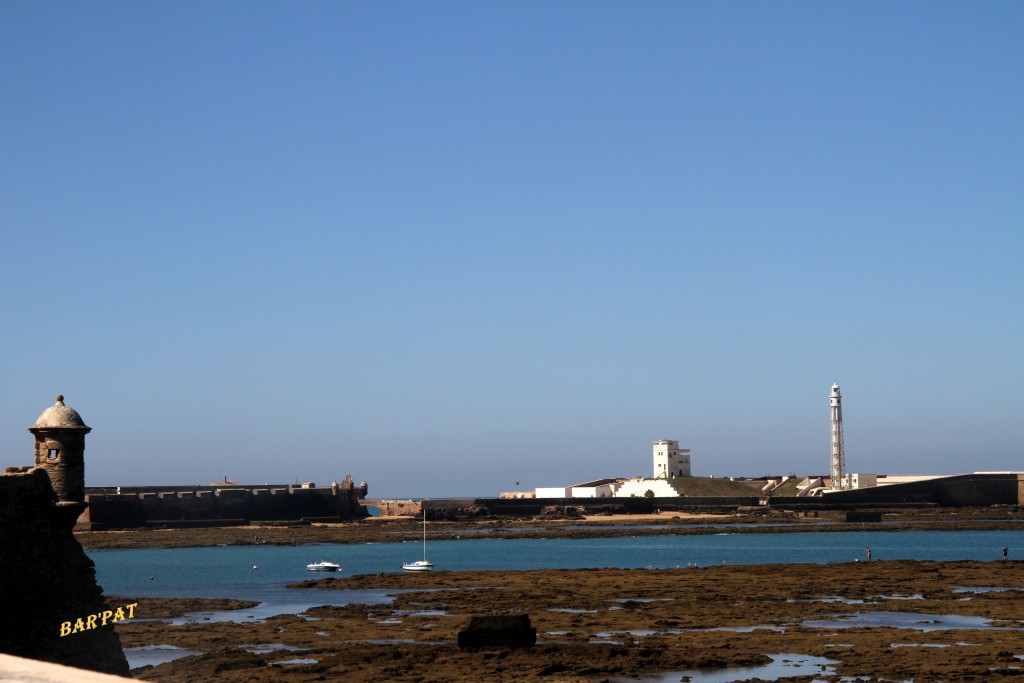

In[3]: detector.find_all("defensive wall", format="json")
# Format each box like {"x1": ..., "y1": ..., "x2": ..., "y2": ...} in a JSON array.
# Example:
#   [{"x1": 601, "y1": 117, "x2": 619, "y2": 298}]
[
  {"x1": 472, "y1": 495, "x2": 761, "y2": 516},
  {"x1": 372, "y1": 474, "x2": 1023, "y2": 519},
  {"x1": 81, "y1": 476, "x2": 369, "y2": 529},
  {"x1": 771, "y1": 473, "x2": 1024, "y2": 509},
  {"x1": 0, "y1": 468, "x2": 129, "y2": 675},
  {"x1": 368, "y1": 496, "x2": 760, "y2": 517}
]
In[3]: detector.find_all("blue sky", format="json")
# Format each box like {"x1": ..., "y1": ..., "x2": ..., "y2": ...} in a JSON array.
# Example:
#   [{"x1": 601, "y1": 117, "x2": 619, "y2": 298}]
[{"x1": 2, "y1": 1, "x2": 1021, "y2": 497}]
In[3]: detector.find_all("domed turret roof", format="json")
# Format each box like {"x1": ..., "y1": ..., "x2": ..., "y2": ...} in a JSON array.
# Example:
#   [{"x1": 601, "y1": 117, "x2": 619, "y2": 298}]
[{"x1": 30, "y1": 394, "x2": 90, "y2": 430}]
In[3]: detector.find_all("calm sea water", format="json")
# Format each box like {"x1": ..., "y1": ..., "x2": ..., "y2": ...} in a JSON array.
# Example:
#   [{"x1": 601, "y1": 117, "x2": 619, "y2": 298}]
[{"x1": 90, "y1": 528, "x2": 1023, "y2": 610}]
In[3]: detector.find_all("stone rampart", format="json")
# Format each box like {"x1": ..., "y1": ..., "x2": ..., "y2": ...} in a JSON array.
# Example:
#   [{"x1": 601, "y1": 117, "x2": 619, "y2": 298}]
[
  {"x1": 0, "y1": 468, "x2": 128, "y2": 675},
  {"x1": 81, "y1": 478, "x2": 369, "y2": 529}
]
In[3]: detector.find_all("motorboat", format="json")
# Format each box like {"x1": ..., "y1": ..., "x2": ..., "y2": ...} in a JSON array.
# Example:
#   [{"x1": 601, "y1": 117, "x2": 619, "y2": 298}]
[
  {"x1": 306, "y1": 561, "x2": 341, "y2": 572},
  {"x1": 402, "y1": 509, "x2": 434, "y2": 571}
]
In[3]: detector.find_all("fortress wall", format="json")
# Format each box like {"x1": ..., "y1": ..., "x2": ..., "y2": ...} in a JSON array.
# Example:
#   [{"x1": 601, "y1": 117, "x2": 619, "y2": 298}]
[
  {"x1": 469, "y1": 475, "x2": 1022, "y2": 516},
  {"x1": 365, "y1": 475, "x2": 1021, "y2": 520},
  {"x1": 474, "y1": 496, "x2": 761, "y2": 516},
  {"x1": 0, "y1": 468, "x2": 128, "y2": 675},
  {"x1": 771, "y1": 473, "x2": 1022, "y2": 509},
  {"x1": 933, "y1": 475, "x2": 1021, "y2": 506},
  {"x1": 83, "y1": 485, "x2": 368, "y2": 529}
]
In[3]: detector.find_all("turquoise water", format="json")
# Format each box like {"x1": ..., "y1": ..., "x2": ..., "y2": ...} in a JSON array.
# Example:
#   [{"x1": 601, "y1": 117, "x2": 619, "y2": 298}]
[{"x1": 90, "y1": 529, "x2": 1023, "y2": 606}]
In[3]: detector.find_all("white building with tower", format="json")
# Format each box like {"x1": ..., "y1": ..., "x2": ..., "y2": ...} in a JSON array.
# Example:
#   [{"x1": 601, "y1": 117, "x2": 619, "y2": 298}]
[
  {"x1": 535, "y1": 439, "x2": 693, "y2": 498},
  {"x1": 613, "y1": 439, "x2": 693, "y2": 498},
  {"x1": 653, "y1": 439, "x2": 690, "y2": 479}
]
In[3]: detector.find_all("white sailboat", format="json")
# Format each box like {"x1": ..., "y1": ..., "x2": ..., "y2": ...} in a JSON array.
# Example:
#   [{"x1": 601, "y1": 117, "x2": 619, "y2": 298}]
[{"x1": 402, "y1": 509, "x2": 434, "y2": 572}]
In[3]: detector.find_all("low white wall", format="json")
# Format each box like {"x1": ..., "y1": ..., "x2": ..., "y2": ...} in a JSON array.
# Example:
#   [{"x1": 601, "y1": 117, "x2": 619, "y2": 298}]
[
  {"x1": 570, "y1": 485, "x2": 614, "y2": 498},
  {"x1": 535, "y1": 487, "x2": 570, "y2": 498},
  {"x1": 613, "y1": 478, "x2": 678, "y2": 498}
]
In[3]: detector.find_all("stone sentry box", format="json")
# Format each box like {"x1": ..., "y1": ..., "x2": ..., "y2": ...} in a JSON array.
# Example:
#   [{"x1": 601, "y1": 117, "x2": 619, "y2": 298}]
[{"x1": 28, "y1": 395, "x2": 91, "y2": 523}]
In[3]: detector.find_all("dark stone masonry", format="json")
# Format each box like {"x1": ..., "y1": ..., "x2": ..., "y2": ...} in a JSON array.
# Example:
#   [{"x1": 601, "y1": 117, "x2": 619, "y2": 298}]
[
  {"x1": 80, "y1": 475, "x2": 369, "y2": 530},
  {"x1": 1, "y1": 395, "x2": 129, "y2": 675},
  {"x1": 0, "y1": 467, "x2": 129, "y2": 676}
]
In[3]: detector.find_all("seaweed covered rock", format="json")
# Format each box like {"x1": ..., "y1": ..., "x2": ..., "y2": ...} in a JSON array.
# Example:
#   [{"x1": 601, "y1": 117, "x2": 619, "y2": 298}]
[
  {"x1": 538, "y1": 505, "x2": 581, "y2": 519},
  {"x1": 457, "y1": 614, "x2": 537, "y2": 650}
]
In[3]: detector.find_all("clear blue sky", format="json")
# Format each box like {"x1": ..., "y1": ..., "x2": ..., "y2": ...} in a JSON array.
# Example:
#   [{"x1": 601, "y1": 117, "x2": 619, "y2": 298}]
[{"x1": 2, "y1": 1, "x2": 1021, "y2": 498}]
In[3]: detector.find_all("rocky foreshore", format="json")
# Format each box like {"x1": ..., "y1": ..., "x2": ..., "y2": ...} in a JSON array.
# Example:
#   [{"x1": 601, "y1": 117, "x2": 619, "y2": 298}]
[
  {"x1": 85, "y1": 508, "x2": 1024, "y2": 681},
  {"x1": 115, "y1": 559, "x2": 1024, "y2": 682}
]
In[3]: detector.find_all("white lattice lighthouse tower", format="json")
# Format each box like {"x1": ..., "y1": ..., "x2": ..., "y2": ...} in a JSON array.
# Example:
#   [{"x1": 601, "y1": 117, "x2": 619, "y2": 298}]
[{"x1": 829, "y1": 383, "x2": 846, "y2": 490}]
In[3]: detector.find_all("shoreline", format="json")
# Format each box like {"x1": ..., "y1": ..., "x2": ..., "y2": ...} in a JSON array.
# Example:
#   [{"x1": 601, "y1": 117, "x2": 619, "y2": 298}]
[{"x1": 77, "y1": 506, "x2": 1024, "y2": 551}]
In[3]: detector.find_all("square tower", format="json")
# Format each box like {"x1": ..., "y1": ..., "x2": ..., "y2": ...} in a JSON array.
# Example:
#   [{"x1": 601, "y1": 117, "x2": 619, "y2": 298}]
[{"x1": 653, "y1": 439, "x2": 691, "y2": 478}]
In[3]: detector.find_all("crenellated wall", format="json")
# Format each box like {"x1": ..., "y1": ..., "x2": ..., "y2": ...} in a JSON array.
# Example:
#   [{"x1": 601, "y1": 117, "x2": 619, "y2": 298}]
[{"x1": 80, "y1": 477, "x2": 369, "y2": 529}]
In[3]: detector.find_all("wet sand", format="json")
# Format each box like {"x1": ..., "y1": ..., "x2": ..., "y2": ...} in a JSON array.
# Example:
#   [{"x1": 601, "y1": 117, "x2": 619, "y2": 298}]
[{"x1": 114, "y1": 559, "x2": 1024, "y2": 682}]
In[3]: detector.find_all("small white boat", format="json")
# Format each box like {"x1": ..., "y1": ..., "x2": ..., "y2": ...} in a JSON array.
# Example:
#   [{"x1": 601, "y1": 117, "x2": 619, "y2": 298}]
[
  {"x1": 402, "y1": 509, "x2": 434, "y2": 572},
  {"x1": 401, "y1": 559, "x2": 434, "y2": 572},
  {"x1": 306, "y1": 561, "x2": 341, "y2": 572}
]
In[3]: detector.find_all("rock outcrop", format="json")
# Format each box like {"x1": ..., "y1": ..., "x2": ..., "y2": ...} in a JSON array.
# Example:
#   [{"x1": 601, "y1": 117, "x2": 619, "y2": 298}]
[{"x1": 456, "y1": 614, "x2": 537, "y2": 650}]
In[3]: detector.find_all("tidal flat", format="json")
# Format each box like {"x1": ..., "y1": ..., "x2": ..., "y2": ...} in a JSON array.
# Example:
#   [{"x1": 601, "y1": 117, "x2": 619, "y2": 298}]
[{"x1": 113, "y1": 559, "x2": 1024, "y2": 682}]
